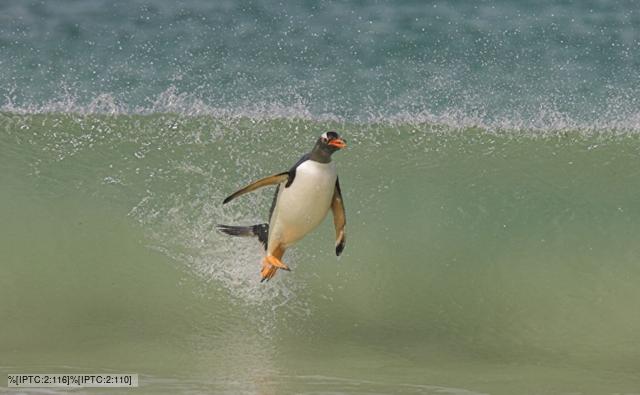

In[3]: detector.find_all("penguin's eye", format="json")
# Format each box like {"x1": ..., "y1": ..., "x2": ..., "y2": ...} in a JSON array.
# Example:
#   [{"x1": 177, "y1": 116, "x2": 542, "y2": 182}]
[{"x1": 322, "y1": 137, "x2": 328, "y2": 143}]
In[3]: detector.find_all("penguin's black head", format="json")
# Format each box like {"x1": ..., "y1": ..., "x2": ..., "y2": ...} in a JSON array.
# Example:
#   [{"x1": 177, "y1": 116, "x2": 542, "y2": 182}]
[
  {"x1": 318, "y1": 131, "x2": 346, "y2": 152},
  {"x1": 309, "y1": 131, "x2": 346, "y2": 162}
]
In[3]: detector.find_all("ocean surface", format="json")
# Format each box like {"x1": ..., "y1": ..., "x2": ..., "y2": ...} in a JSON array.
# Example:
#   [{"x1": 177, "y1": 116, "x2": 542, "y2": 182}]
[{"x1": 2, "y1": 1, "x2": 640, "y2": 394}]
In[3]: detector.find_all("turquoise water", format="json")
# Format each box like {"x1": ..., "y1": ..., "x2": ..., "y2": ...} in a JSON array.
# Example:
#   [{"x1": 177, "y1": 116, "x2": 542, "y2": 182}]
[
  {"x1": 2, "y1": 0, "x2": 640, "y2": 124},
  {"x1": 2, "y1": 1, "x2": 640, "y2": 394}
]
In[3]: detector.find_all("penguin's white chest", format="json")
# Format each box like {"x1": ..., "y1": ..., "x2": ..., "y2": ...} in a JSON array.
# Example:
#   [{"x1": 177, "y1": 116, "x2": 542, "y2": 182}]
[{"x1": 268, "y1": 160, "x2": 337, "y2": 250}]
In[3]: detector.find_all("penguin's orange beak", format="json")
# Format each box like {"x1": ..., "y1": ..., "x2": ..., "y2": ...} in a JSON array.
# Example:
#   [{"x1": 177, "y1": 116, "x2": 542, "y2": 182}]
[{"x1": 328, "y1": 138, "x2": 346, "y2": 149}]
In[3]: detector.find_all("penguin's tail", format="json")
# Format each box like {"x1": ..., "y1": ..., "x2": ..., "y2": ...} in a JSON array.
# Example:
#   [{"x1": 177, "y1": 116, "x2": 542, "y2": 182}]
[{"x1": 216, "y1": 223, "x2": 269, "y2": 250}]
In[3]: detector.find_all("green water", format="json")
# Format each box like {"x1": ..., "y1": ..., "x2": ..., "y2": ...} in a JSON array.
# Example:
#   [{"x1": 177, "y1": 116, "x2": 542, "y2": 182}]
[{"x1": 2, "y1": 113, "x2": 640, "y2": 394}]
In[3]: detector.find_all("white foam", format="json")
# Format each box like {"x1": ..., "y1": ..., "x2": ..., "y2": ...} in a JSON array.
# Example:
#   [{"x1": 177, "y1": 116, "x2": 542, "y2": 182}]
[
  {"x1": 4, "y1": 84, "x2": 640, "y2": 133},
  {"x1": 126, "y1": 167, "x2": 310, "y2": 318}
]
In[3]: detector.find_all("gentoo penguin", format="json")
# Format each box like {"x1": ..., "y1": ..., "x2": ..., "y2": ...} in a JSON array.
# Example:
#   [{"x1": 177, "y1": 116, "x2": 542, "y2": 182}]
[{"x1": 217, "y1": 131, "x2": 347, "y2": 282}]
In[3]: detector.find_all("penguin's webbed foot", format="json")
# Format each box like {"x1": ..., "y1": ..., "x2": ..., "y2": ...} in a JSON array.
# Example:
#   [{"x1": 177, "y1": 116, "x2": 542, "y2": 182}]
[
  {"x1": 260, "y1": 255, "x2": 290, "y2": 282},
  {"x1": 265, "y1": 255, "x2": 290, "y2": 271}
]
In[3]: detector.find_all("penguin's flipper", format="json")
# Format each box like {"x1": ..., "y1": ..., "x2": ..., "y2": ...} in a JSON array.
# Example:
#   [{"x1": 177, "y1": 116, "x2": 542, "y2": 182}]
[
  {"x1": 331, "y1": 177, "x2": 347, "y2": 256},
  {"x1": 223, "y1": 172, "x2": 289, "y2": 204}
]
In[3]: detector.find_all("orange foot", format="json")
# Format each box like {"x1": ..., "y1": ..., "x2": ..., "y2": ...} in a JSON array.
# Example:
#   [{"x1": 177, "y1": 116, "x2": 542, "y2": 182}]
[{"x1": 260, "y1": 255, "x2": 291, "y2": 282}]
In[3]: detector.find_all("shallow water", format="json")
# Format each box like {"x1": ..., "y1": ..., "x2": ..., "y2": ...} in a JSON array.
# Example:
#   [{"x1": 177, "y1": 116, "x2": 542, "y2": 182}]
[{"x1": 2, "y1": 114, "x2": 640, "y2": 394}]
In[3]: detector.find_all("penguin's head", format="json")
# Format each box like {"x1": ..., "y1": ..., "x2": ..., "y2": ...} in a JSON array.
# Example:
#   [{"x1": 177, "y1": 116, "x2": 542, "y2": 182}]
[
  {"x1": 310, "y1": 131, "x2": 346, "y2": 162},
  {"x1": 317, "y1": 131, "x2": 346, "y2": 152}
]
